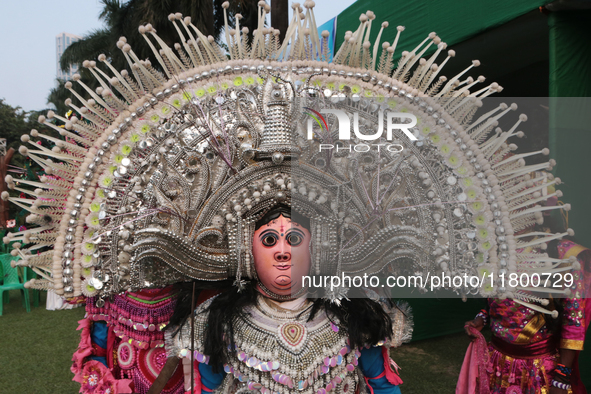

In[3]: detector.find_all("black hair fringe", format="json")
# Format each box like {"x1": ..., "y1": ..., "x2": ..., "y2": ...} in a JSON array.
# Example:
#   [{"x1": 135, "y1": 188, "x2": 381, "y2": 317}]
[
  {"x1": 307, "y1": 287, "x2": 393, "y2": 351},
  {"x1": 167, "y1": 279, "x2": 235, "y2": 338},
  {"x1": 203, "y1": 281, "x2": 260, "y2": 372}
]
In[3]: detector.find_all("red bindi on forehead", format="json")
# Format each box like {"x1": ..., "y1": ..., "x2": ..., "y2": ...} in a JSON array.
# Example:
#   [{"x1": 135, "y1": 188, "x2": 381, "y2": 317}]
[{"x1": 263, "y1": 215, "x2": 303, "y2": 234}]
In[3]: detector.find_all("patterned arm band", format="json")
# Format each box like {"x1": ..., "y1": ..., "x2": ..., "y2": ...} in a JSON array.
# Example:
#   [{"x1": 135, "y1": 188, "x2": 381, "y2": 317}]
[
  {"x1": 559, "y1": 338, "x2": 584, "y2": 351},
  {"x1": 475, "y1": 309, "x2": 489, "y2": 325},
  {"x1": 554, "y1": 363, "x2": 573, "y2": 378},
  {"x1": 551, "y1": 379, "x2": 572, "y2": 391}
]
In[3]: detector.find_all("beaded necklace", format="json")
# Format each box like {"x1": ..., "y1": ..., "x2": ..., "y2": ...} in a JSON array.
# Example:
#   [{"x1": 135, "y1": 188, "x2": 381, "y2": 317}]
[
  {"x1": 168, "y1": 295, "x2": 362, "y2": 394},
  {"x1": 257, "y1": 281, "x2": 308, "y2": 302}
]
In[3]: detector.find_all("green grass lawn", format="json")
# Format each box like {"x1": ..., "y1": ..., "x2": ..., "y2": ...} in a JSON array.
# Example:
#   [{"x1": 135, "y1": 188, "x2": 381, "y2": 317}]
[
  {"x1": 0, "y1": 290, "x2": 85, "y2": 394},
  {"x1": 0, "y1": 289, "x2": 477, "y2": 393},
  {"x1": 392, "y1": 331, "x2": 488, "y2": 394}
]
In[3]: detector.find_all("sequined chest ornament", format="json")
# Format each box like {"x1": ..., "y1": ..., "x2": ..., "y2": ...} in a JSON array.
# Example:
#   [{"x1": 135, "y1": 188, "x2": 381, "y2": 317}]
[{"x1": 168, "y1": 296, "x2": 361, "y2": 394}]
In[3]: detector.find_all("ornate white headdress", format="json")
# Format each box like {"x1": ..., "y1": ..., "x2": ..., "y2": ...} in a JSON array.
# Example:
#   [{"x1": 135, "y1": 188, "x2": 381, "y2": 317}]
[{"x1": 3, "y1": 2, "x2": 573, "y2": 310}]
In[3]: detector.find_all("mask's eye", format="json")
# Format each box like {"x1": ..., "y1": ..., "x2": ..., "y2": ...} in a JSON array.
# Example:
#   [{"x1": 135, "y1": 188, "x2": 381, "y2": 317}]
[
  {"x1": 262, "y1": 234, "x2": 278, "y2": 247},
  {"x1": 287, "y1": 232, "x2": 303, "y2": 246}
]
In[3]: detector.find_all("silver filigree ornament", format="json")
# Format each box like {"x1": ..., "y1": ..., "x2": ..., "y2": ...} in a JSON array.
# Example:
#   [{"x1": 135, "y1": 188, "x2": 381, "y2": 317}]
[{"x1": 4, "y1": 5, "x2": 569, "y2": 314}]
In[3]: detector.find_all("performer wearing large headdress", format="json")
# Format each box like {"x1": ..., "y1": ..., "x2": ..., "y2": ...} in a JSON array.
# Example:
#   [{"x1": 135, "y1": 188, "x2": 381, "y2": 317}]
[
  {"x1": 3, "y1": 1, "x2": 578, "y2": 393},
  {"x1": 152, "y1": 206, "x2": 409, "y2": 393}
]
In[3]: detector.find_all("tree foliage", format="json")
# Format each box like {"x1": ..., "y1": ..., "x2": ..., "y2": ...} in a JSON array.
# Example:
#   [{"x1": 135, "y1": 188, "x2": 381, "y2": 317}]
[
  {"x1": 0, "y1": 99, "x2": 59, "y2": 223},
  {"x1": 1, "y1": 99, "x2": 33, "y2": 169},
  {"x1": 0, "y1": 99, "x2": 58, "y2": 168}
]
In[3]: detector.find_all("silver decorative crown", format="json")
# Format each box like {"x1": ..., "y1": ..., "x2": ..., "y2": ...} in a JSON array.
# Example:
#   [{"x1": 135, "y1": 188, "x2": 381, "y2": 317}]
[{"x1": 3, "y1": 3, "x2": 573, "y2": 313}]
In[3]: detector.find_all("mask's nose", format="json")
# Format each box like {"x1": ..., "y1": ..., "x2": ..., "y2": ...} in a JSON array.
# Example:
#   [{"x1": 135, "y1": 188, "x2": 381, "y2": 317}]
[{"x1": 275, "y1": 242, "x2": 291, "y2": 262}]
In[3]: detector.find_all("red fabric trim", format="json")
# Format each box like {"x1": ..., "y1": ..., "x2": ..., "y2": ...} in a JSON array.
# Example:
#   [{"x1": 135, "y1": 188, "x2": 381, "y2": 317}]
[
  {"x1": 364, "y1": 370, "x2": 387, "y2": 394},
  {"x1": 107, "y1": 326, "x2": 116, "y2": 369},
  {"x1": 363, "y1": 376, "x2": 375, "y2": 394},
  {"x1": 129, "y1": 285, "x2": 176, "y2": 301},
  {"x1": 381, "y1": 346, "x2": 403, "y2": 385},
  {"x1": 187, "y1": 360, "x2": 203, "y2": 393},
  {"x1": 115, "y1": 379, "x2": 134, "y2": 393},
  {"x1": 456, "y1": 326, "x2": 490, "y2": 394},
  {"x1": 92, "y1": 343, "x2": 107, "y2": 358},
  {"x1": 363, "y1": 347, "x2": 403, "y2": 393},
  {"x1": 136, "y1": 347, "x2": 184, "y2": 391},
  {"x1": 196, "y1": 289, "x2": 222, "y2": 306},
  {"x1": 491, "y1": 335, "x2": 556, "y2": 359},
  {"x1": 366, "y1": 370, "x2": 387, "y2": 380}
]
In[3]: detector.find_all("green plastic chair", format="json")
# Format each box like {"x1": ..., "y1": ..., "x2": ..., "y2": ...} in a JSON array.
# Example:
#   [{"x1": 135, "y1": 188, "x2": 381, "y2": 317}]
[
  {"x1": 0, "y1": 254, "x2": 30, "y2": 316},
  {"x1": 0, "y1": 254, "x2": 8, "y2": 303},
  {"x1": 0, "y1": 257, "x2": 5, "y2": 304}
]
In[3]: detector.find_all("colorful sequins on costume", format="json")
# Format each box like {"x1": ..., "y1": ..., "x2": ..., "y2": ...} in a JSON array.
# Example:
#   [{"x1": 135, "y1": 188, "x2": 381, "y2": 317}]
[
  {"x1": 73, "y1": 288, "x2": 183, "y2": 393},
  {"x1": 166, "y1": 295, "x2": 412, "y2": 394}
]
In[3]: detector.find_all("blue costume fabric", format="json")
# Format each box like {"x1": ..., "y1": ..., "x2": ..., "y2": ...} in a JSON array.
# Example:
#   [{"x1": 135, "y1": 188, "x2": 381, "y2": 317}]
[
  {"x1": 198, "y1": 362, "x2": 225, "y2": 391},
  {"x1": 88, "y1": 321, "x2": 108, "y2": 367},
  {"x1": 359, "y1": 346, "x2": 402, "y2": 394},
  {"x1": 198, "y1": 345, "x2": 401, "y2": 393}
]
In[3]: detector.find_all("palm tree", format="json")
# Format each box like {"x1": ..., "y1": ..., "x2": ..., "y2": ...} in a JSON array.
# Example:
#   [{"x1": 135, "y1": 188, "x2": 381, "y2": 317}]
[
  {"x1": 271, "y1": 0, "x2": 288, "y2": 44},
  {"x1": 50, "y1": 0, "x2": 259, "y2": 113}
]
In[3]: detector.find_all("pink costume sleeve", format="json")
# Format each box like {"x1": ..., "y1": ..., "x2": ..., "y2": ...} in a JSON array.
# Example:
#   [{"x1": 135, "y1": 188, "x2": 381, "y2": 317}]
[{"x1": 557, "y1": 241, "x2": 591, "y2": 351}]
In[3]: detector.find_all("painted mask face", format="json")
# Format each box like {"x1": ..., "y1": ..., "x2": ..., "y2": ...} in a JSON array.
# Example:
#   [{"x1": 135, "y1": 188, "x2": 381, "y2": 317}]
[{"x1": 252, "y1": 214, "x2": 311, "y2": 297}]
